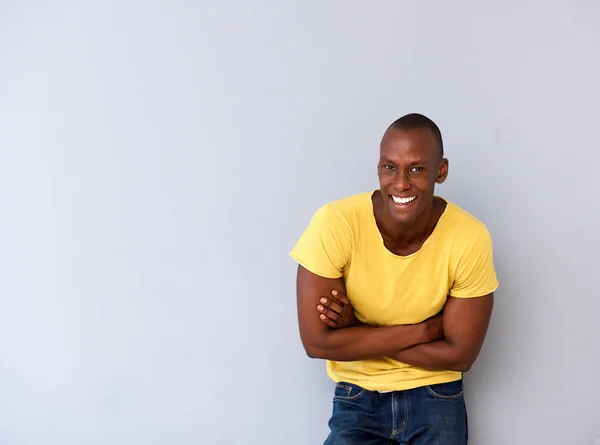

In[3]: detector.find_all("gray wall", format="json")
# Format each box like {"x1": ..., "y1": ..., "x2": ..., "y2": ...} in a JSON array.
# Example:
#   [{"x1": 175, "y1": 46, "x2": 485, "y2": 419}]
[{"x1": 1, "y1": 1, "x2": 599, "y2": 444}]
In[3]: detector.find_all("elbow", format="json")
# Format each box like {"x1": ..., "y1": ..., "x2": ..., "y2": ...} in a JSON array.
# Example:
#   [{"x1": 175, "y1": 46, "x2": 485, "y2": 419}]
[
  {"x1": 304, "y1": 345, "x2": 326, "y2": 360},
  {"x1": 451, "y1": 362, "x2": 472, "y2": 373},
  {"x1": 300, "y1": 331, "x2": 332, "y2": 360},
  {"x1": 450, "y1": 356, "x2": 475, "y2": 373},
  {"x1": 444, "y1": 342, "x2": 476, "y2": 372},
  {"x1": 303, "y1": 339, "x2": 339, "y2": 360},
  {"x1": 301, "y1": 339, "x2": 326, "y2": 360},
  {"x1": 303, "y1": 343, "x2": 317, "y2": 358},
  {"x1": 305, "y1": 348, "x2": 320, "y2": 359}
]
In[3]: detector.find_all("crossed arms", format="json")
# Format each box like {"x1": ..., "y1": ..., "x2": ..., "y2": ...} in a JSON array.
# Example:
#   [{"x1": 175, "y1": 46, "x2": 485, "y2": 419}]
[{"x1": 296, "y1": 265, "x2": 494, "y2": 372}]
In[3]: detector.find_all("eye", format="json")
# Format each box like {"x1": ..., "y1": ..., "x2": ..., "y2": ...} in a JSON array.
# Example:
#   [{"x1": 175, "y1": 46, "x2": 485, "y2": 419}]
[
  {"x1": 382, "y1": 164, "x2": 396, "y2": 171},
  {"x1": 410, "y1": 167, "x2": 424, "y2": 173}
]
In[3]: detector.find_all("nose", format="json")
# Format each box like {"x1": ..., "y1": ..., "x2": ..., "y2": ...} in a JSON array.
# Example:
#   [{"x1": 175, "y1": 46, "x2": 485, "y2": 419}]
[{"x1": 395, "y1": 169, "x2": 411, "y2": 191}]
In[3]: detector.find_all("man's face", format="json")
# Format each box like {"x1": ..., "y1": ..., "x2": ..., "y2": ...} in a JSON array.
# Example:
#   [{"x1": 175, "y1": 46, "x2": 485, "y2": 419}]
[{"x1": 377, "y1": 128, "x2": 448, "y2": 225}]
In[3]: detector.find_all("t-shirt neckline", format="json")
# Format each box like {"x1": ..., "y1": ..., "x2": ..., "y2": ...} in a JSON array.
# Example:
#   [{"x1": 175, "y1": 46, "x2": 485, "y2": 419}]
[{"x1": 368, "y1": 190, "x2": 451, "y2": 259}]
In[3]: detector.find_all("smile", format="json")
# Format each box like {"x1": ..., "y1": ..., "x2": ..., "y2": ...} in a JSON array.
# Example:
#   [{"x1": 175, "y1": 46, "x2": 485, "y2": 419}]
[{"x1": 391, "y1": 195, "x2": 417, "y2": 204}]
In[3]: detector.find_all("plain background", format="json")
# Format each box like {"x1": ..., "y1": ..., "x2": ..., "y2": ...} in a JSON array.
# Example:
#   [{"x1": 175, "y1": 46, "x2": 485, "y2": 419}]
[{"x1": 1, "y1": 1, "x2": 599, "y2": 444}]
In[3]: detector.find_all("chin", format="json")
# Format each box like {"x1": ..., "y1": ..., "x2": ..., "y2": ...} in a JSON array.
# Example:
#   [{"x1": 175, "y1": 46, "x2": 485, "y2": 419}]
[
  {"x1": 389, "y1": 211, "x2": 419, "y2": 225},
  {"x1": 385, "y1": 195, "x2": 422, "y2": 221}
]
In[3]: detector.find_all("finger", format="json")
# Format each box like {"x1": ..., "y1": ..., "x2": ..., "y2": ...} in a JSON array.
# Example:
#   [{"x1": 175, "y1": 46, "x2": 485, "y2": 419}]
[
  {"x1": 331, "y1": 289, "x2": 351, "y2": 306},
  {"x1": 317, "y1": 305, "x2": 341, "y2": 322},
  {"x1": 331, "y1": 290, "x2": 351, "y2": 305},
  {"x1": 319, "y1": 298, "x2": 344, "y2": 315},
  {"x1": 320, "y1": 313, "x2": 340, "y2": 328},
  {"x1": 337, "y1": 294, "x2": 351, "y2": 305},
  {"x1": 323, "y1": 292, "x2": 344, "y2": 306}
]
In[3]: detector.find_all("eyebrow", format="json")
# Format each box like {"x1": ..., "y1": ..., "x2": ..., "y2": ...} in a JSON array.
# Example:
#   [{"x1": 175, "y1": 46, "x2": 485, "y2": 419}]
[{"x1": 380, "y1": 157, "x2": 428, "y2": 165}]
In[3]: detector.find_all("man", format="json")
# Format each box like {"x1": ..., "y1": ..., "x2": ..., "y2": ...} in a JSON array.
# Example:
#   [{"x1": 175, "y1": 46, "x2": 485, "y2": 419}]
[{"x1": 289, "y1": 113, "x2": 498, "y2": 444}]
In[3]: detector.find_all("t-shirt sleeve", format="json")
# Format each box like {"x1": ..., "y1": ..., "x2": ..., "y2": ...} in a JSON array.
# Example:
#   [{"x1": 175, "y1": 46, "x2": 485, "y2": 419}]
[
  {"x1": 449, "y1": 226, "x2": 499, "y2": 298},
  {"x1": 289, "y1": 204, "x2": 353, "y2": 279}
]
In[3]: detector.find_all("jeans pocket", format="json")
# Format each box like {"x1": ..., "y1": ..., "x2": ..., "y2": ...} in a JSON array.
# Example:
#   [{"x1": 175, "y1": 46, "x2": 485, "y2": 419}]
[
  {"x1": 333, "y1": 382, "x2": 367, "y2": 401},
  {"x1": 425, "y1": 379, "x2": 464, "y2": 400}
]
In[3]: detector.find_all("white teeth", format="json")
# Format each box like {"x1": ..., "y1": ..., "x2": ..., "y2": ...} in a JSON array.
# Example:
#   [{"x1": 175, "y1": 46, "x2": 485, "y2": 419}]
[{"x1": 392, "y1": 195, "x2": 416, "y2": 204}]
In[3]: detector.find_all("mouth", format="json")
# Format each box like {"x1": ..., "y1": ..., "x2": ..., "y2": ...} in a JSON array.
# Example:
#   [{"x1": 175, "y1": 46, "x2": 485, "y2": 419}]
[{"x1": 390, "y1": 194, "x2": 417, "y2": 208}]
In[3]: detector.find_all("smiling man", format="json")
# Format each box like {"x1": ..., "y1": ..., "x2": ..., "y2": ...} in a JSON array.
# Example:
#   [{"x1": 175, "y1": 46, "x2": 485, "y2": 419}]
[{"x1": 290, "y1": 113, "x2": 499, "y2": 444}]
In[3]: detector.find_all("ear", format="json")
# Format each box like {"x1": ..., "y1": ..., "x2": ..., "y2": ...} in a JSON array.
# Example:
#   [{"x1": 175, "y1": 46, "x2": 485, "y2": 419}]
[{"x1": 436, "y1": 158, "x2": 449, "y2": 184}]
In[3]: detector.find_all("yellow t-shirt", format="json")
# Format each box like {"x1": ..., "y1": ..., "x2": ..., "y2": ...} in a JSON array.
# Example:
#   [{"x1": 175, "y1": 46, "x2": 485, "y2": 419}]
[{"x1": 290, "y1": 191, "x2": 499, "y2": 391}]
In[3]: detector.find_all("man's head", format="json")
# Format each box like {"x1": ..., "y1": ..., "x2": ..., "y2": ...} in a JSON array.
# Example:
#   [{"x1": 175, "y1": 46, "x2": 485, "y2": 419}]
[{"x1": 377, "y1": 113, "x2": 449, "y2": 225}]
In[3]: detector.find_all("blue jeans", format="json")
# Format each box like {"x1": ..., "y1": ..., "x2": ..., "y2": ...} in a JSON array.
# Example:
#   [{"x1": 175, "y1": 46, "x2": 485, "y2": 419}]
[{"x1": 324, "y1": 379, "x2": 468, "y2": 445}]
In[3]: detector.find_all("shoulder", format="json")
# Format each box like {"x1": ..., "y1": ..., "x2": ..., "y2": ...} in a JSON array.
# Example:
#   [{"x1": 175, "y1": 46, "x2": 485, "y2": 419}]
[
  {"x1": 441, "y1": 199, "x2": 493, "y2": 245},
  {"x1": 442, "y1": 199, "x2": 499, "y2": 296},
  {"x1": 313, "y1": 191, "x2": 373, "y2": 226},
  {"x1": 290, "y1": 192, "x2": 372, "y2": 276}
]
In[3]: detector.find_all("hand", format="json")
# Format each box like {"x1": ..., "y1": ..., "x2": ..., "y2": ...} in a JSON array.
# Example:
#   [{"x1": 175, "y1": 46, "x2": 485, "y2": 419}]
[
  {"x1": 423, "y1": 312, "x2": 444, "y2": 343},
  {"x1": 317, "y1": 290, "x2": 360, "y2": 329}
]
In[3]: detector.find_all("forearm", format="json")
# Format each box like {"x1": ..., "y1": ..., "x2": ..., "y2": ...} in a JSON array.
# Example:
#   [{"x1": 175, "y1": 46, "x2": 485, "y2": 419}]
[
  {"x1": 388, "y1": 339, "x2": 471, "y2": 372},
  {"x1": 305, "y1": 324, "x2": 428, "y2": 362}
]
